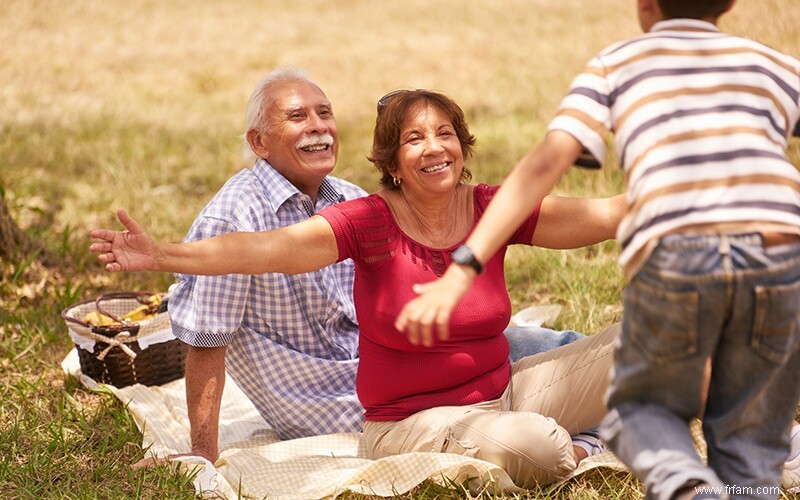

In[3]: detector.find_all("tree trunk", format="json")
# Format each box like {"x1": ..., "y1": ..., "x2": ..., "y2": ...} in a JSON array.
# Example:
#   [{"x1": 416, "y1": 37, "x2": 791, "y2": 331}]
[{"x1": 0, "y1": 188, "x2": 33, "y2": 260}]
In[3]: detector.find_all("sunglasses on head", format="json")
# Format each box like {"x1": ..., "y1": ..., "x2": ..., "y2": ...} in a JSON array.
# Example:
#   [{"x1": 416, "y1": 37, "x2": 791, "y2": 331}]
[{"x1": 376, "y1": 89, "x2": 430, "y2": 110}]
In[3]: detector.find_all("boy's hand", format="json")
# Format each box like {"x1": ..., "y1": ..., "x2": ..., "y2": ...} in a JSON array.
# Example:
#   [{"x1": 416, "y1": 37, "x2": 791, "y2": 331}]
[{"x1": 395, "y1": 264, "x2": 476, "y2": 346}]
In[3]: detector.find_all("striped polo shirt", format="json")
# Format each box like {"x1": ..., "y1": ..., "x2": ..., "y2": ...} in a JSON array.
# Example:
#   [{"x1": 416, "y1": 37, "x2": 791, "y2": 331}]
[{"x1": 548, "y1": 18, "x2": 800, "y2": 278}]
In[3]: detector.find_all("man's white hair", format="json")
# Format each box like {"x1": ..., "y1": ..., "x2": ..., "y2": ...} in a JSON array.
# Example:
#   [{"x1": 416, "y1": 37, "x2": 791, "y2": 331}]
[{"x1": 242, "y1": 67, "x2": 314, "y2": 163}]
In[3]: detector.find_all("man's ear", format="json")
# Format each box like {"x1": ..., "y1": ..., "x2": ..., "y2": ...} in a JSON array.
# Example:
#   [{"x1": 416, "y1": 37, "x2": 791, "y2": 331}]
[{"x1": 246, "y1": 129, "x2": 270, "y2": 160}]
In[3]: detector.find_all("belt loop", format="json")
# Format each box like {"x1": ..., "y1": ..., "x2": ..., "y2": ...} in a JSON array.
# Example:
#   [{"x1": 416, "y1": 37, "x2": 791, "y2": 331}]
[{"x1": 718, "y1": 234, "x2": 730, "y2": 255}]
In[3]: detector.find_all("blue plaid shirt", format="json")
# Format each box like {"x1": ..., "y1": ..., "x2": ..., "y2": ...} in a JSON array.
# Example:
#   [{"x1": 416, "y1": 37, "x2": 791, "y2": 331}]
[{"x1": 169, "y1": 159, "x2": 367, "y2": 439}]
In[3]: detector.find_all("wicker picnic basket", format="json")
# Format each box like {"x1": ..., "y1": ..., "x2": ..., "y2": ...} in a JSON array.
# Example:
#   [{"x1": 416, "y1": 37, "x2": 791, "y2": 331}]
[{"x1": 61, "y1": 291, "x2": 187, "y2": 388}]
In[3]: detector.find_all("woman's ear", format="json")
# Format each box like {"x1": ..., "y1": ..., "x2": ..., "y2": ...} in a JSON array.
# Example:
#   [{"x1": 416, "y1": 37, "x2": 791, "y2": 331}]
[{"x1": 246, "y1": 129, "x2": 270, "y2": 160}]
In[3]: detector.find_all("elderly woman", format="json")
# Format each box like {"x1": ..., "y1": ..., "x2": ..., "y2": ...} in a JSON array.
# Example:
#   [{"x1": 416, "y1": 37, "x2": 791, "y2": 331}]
[{"x1": 90, "y1": 89, "x2": 622, "y2": 488}]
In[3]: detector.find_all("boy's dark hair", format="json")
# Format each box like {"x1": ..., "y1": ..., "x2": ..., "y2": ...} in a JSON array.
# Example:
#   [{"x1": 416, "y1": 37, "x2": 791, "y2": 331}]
[{"x1": 657, "y1": 0, "x2": 732, "y2": 19}]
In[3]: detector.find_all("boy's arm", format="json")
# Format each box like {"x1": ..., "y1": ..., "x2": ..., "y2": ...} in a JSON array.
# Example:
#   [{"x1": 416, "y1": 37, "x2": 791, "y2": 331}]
[
  {"x1": 466, "y1": 131, "x2": 584, "y2": 261},
  {"x1": 395, "y1": 131, "x2": 584, "y2": 346}
]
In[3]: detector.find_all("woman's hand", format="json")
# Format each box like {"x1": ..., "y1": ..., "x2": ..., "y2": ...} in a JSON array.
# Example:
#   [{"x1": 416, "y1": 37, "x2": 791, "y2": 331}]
[
  {"x1": 89, "y1": 209, "x2": 159, "y2": 272},
  {"x1": 395, "y1": 264, "x2": 476, "y2": 347}
]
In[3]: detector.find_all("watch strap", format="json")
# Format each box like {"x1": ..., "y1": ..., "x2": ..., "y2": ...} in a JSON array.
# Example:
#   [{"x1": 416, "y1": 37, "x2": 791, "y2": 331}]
[{"x1": 452, "y1": 244, "x2": 484, "y2": 275}]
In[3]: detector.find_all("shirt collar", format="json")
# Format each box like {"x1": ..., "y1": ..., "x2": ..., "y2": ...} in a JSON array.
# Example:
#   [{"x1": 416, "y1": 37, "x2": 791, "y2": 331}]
[
  {"x1": 650, "y1": 18, "x2": 720, "y2": 33},
  {"x1": 252, "y1": 158, "x2": 344, "y2": 215}
]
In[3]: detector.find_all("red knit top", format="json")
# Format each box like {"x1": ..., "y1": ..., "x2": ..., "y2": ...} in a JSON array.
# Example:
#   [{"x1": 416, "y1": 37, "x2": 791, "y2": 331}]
[{"x1": 317, "y1": 184, "x2": 541, "y2": 421}]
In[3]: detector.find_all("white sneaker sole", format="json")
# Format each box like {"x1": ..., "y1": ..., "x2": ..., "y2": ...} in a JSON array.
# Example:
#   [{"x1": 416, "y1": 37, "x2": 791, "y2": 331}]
[{"x1": 782, "y1": 453, "x2": 800, "y2": 492}]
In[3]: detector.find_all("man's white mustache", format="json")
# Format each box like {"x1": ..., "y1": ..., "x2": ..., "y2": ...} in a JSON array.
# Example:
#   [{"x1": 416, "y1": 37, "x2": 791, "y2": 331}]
[{"x1": 296, "y1": 133, "x2": 334, "y2": 149}]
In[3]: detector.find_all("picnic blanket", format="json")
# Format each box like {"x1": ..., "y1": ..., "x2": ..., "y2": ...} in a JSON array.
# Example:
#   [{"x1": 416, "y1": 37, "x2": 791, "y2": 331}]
[{"x1": 61, "y1": 348, "x2": 632, "y2": 498}]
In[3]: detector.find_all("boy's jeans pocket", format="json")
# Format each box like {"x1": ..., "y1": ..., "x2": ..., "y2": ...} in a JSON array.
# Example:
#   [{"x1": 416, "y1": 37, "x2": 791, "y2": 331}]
[
  {"x1": 752, "y1": 280, "x2": 800, "y2": 364},
  {"x1": 626, "y1": 277, "x2": 699, "y2": 364}
]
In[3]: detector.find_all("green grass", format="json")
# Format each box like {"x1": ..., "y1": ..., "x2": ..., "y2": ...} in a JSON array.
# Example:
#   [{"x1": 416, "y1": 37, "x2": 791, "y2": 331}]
[{"x1": 3, "y1": 0, "x2": 800, "y2": 497}]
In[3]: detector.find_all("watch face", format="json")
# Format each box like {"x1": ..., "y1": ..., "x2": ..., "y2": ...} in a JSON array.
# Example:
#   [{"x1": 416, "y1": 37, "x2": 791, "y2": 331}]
[
  {"x1": 452, "y1": 245, "x2": 482, "y2": 273},
  {"x1": 453, "y1": 245, "x2": 472, "y2": 264}
]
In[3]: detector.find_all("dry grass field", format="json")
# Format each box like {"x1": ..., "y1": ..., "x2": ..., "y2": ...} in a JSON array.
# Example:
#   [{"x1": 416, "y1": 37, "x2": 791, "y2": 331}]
[{"x1": 2, "y1": 0, "x2": 800, "y2": 497}]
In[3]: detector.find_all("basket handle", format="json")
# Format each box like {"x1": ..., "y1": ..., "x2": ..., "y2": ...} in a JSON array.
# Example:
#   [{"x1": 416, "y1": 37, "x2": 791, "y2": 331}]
[
  {"x1": 95, "y1": 291, "x2": 158, "y2": 324},
  {"x1": 62, "y1": 291, "x2": 160, "y2": 328}
]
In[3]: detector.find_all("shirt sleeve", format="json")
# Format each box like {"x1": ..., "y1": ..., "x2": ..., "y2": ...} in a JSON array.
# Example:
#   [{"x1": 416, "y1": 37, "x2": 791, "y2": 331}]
[
  {"x1": 509, "y1": 199, "x2": 542, "y2": 246},
  {"x1": 547, "y1": 55, "x2": 613, "y2": 168},
  {"x1": 475, "y1": 184, "x2": 541, "y2": 246},
  {"x1": 168, "y1": 216, "x2": 251, "y2": 347},
  {"x1": 317, "y1": 200, "x2": 362, "y2": 263},
  {"x1": 318, "y1": 196, "x2": 397, "y2": 266}
]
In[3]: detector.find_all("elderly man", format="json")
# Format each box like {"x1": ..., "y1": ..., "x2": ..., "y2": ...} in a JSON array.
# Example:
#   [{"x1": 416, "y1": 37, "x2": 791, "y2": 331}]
[{"x1": 167, "y1": 68, "x2": 367, "y2": 463}]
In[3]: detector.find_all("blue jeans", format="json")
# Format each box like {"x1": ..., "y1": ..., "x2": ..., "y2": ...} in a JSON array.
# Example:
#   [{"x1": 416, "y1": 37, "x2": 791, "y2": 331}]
[
  {"x1": 601, "y1": 233, "x2": 800, "y2": 499},
  {"x1": 504, "y1": 325, "x2": 585, "y2": 363}
]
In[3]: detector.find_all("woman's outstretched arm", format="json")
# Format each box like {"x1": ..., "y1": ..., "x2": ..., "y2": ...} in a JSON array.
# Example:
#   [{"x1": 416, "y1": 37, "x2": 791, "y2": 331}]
[
  {"x1": 532, "y1": 193, "x2": 625, "y2": 249},
  {"x1": 89, "y1": 209, "x2": 340, "y2": 275}
]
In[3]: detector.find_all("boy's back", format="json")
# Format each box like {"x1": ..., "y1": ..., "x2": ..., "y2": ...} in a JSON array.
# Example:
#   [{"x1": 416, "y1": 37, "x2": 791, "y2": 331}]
[
  {"x1": 549, "y1": 18, "x2": 800, "y2": 278},
  {"x1": 547, "y1": 8, "x2": 800, "y2": 498},
  {"x1": 563, "y1": 8, "x2": 800, "y2": 499}
]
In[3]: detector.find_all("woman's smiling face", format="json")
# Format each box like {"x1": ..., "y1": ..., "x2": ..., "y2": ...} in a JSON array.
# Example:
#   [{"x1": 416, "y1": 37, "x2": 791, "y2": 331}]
[{"x1": 394, "y1": 102, "x2": 465, "y2": 198}]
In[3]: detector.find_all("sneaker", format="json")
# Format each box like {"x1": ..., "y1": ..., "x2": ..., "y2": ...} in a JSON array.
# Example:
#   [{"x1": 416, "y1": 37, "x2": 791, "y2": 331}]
[
  {"x1": 782, "y1": 425, "x2": 800, "y2": 492},
  {"x1": 572, "y1": 430, "x2": 607, "y2": 458},
  {"x1": 782, "y1": 454, "x2": 800, "y2": 492}
]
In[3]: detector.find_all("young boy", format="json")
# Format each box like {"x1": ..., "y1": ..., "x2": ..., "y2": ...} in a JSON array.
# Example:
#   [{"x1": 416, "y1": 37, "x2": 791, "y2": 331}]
[{"x1": 396, "y1": 0, "x2": 800, "y2": 497}]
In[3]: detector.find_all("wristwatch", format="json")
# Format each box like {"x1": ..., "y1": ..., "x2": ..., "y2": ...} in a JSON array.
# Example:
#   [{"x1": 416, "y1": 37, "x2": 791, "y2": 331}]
[{"x1": 452, "y1": 245, "x2": 484, "y2": 275}]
